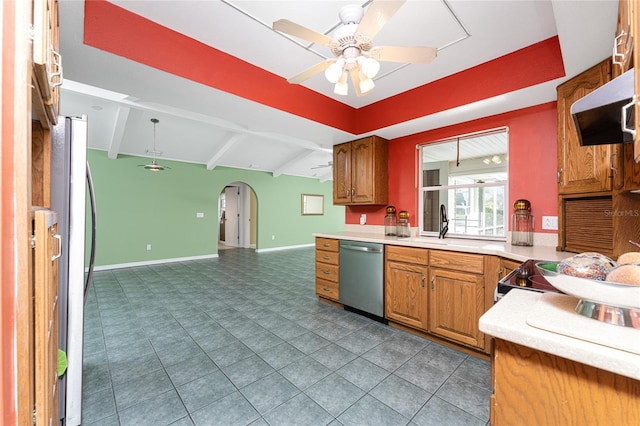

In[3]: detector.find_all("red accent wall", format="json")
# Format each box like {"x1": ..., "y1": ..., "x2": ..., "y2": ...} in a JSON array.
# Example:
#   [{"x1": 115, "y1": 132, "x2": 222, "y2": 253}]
[
  {"x1": 346, "y1": 102, "x2": 559, "y2": 233},
  {"x1": 355, "y1": 37, "x2": 564, "y2": 134}
]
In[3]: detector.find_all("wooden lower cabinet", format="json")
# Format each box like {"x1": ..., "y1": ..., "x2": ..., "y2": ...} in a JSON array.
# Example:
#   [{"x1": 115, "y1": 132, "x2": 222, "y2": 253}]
[
  {"x1": 385, "y1": 246, "x2": 429, "y2": 330},
  {"x1": 315, "y1": 237, "x2": 340, "y2": 302},
  {"x1": 429, "y1": 267, "x2": 485, "y2": 349},
  {"x1": 492, "y1": 338, "x2": 640, "y2": 425},
  {"x1": 384, "y1": 247, "x2": 492, "y2": 353}
]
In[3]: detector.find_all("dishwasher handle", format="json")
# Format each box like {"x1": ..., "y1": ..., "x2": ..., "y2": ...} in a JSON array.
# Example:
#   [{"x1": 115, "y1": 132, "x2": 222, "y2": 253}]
[{"x1": 340, "y1": 243, "x2": 383, "y2": 254}]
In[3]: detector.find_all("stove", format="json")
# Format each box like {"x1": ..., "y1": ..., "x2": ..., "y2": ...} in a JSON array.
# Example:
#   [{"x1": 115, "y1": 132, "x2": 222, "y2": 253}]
[{"x1": 495, "y1": 259, "x2": 561, "y2": 302}]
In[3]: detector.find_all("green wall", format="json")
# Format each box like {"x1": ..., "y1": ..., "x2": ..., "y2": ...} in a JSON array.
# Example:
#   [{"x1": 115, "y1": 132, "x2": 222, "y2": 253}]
[{"x1": 87, "y1": 150, "x2": 344, "y2": 267}]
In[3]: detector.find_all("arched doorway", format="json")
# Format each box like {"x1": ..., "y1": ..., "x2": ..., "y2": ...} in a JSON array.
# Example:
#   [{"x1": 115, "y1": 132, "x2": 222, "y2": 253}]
[{"x1": 218, "y1": 182, "x2": 257, "y2": 250}]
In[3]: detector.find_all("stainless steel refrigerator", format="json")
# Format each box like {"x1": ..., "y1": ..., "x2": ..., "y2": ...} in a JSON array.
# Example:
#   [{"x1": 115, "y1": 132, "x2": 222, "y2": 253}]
[{"x1": 51, "y1": 115, "x2": 97, "y2": 426}]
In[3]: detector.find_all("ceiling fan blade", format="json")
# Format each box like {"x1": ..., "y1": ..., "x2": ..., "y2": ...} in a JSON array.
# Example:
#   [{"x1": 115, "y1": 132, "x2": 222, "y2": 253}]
[
  {"x1": 288, "y1": 59, "x2": 334, "y2": 84},
  {"x1": 370, "y1": 46, "x2": 437, "y2": 64},
  {"x1": 273, "y1": 19, "x2": 334, "y2": 46},
  {"x1": 349, "y1": 69, "x2": 364, "y2": 97},
  {"x1": 356, "y1": 0, "x2": 406, "y2": 41}
]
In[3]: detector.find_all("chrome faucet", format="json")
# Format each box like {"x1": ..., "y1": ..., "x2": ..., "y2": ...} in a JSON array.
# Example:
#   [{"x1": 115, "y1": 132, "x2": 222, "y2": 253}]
[{"x1": 439, "y1": 204, "x2": 449, "y2": 239}]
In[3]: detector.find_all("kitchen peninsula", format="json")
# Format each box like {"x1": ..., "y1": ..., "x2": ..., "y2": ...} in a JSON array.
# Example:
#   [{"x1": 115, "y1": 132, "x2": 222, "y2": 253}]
[{"x1": 480, "y1": 290, "x2": 640, "y2": 425}]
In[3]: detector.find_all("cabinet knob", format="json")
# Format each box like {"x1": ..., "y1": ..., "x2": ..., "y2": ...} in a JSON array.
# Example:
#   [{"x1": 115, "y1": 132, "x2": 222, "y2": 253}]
[
  {"x1": 322, "y1": 270, "x2": 330, "y2": 275},
  {"x1": 430, "y1": 276, "x2": 435, "y2": 290}
]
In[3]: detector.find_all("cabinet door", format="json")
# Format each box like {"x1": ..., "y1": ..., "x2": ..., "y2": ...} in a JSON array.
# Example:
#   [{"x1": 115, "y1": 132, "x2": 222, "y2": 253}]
[
  {"x1": 385, "y1": 261, "x2": 428, "y2": 330},
  {"x1": 557, "y1": 59, "x2": 619, "y2": 194},
  {"x1": 429, "y1": 268, "x2": 484, "y2": 348},
  {"x1": 351, "y1": 138, "x2": 376, "y2": 203},
  {"x1": 34, "y1": 210, "x2": 60, "y2": 426},
  {"x1": 333, "y1": 142, "x2": 352, "y2": 205}
]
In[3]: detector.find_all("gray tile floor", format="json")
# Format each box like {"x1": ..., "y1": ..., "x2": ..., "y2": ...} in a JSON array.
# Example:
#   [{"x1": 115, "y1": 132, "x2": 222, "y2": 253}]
[{"x1": 82, "y1": 248, "x2": 491, "y2": 426}]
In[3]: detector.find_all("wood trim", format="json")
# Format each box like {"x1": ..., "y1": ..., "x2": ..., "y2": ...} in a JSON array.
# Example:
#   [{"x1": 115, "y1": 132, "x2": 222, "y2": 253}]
[{"x1": 2, "y1": 0, "x2": 34, "y2": 424}]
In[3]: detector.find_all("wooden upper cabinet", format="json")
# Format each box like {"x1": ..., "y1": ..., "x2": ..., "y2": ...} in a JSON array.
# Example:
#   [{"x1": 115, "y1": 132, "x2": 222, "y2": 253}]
[
  {"x1": 32, "y1": 0, "x2": 61, "y2": 128},
  {"x1": 333, "y1": 136, "x2": 388, "y2": 205},
  {"x1": 557, "y1": 59, "x2": 622, "y2": 194},
  {"x1": 613, "y1": 0, "x2": 634, "y2": 75}
]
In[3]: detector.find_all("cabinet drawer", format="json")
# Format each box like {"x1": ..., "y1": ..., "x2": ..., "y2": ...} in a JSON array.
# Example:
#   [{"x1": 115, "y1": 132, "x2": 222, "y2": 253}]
[
  {"x1": 430, "y1": 250, "x2": 484, "y2": 274},
  {"x1": 316, "y1": 278, "x2": 339, "y2": 300},
  {"x1": 386, "y1": 245, "x2": 428, "y2": 265},
  {"x1": 316, "y1": 237, "x2": 339, "y2": 252},
  {"x1": 316, "y1": 249, "x2": 339, "y2": 265},
  {"x1": 316, "y1": 263, "x2": 339, "y2": 282}
]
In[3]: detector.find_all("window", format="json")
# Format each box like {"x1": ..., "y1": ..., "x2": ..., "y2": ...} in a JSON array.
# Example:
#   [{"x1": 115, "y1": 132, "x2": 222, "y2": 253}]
[{"x1": 418, "y1": 128, "x2": 508, "y2": 240}]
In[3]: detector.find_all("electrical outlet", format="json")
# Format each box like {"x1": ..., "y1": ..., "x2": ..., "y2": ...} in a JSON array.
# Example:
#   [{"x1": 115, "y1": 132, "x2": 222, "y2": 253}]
[
  {"x1": 271, "y1": 235, "x2": 275, "y2": 240},
  {"x1": 196, "y1": 212, "x2": 204, "y2": 218},
  {"x1": 360, "y1": 214, "x2": 367, "y2": 225},
  {"x1": 542, "y1": 216, "x2": 558, "y2": 230},
  {"x1": 146, "y1": 244, "x2": 152, "y2": 251}
]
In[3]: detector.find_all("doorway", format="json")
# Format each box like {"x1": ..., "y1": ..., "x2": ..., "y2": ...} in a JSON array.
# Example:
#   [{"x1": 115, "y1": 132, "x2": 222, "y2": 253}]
[{"x1": 218, "y1": 183, "x2": 256, "y2": 250}]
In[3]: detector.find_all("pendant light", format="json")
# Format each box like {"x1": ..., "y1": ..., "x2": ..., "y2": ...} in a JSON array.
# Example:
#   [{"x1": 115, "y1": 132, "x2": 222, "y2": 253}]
[{"x1": 139, "y1": 118, "x2": 170, "y2": 171}]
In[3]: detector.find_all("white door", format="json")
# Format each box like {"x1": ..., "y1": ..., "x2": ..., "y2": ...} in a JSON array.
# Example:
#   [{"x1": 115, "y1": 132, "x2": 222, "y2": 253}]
[{"x1": 225, "y1": 186, "x2": 240, "y2": 247}]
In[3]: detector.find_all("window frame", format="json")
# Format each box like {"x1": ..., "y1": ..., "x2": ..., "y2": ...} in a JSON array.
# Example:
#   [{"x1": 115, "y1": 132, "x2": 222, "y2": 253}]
[{"x1": 417, "y1": 127, "x2": 509, "y2": 241}]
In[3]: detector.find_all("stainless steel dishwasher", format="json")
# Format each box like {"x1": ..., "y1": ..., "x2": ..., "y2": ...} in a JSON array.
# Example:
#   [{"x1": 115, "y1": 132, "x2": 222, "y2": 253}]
[{"x1": 339, "y1": 240, "x2": 384, "y2": 318}]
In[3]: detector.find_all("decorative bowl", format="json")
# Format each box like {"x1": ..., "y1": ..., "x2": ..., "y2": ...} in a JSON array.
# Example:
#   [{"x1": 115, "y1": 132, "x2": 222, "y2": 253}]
[
  {"x1": 536, "y1": 262, "x2": 640, "y2": 328},
  {"x1": 536, "y1": 262, "x2": 640, "y2": 310}
]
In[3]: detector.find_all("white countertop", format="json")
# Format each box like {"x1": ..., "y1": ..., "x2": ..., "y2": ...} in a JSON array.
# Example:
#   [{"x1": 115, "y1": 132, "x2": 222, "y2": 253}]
[
  {"x1": 479, "y1": 289, "x2": 640, "y2": 381},
  {"x1": 313, "y1": 230, "x2": 572, "y2": 262}
]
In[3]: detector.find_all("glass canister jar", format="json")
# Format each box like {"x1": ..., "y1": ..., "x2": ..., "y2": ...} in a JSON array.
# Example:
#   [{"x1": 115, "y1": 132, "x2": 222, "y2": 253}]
[
  {"x1": 397, "y1": 210, "x2": 411, "y2": 238},
  {"x1": 384, "y1": 206, "x2": 397, "y2": 236},
  {"x1": 511, "y1": 199, "x2": 533, "y2": 246}
]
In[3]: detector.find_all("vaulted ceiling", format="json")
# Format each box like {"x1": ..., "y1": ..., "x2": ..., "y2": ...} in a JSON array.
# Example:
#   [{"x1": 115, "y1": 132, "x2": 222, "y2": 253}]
[{"x1": 57, "y1": 0, "x2": 618, "y2": 180}]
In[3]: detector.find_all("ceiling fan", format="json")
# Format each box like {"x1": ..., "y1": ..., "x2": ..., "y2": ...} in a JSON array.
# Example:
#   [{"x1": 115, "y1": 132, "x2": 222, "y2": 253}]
[
  {"x1": 138, "y1": 118, "x2": 171, "y2": 171},
  {"x1": 273, "y1": 0, "x2": 437, "y2": 96},
  {"x1": 311, "y1": 160, "x2": 333, "y2": 170}
]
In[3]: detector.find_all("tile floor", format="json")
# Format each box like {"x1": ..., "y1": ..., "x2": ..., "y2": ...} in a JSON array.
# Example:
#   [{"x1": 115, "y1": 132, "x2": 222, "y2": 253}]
[{"x1": 82, "y1": 247, "x2": 492, "y2": 426}]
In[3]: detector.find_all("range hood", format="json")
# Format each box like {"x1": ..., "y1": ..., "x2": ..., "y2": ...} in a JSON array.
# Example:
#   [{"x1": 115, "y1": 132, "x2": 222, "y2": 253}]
[{"x1": 571, "y1": 68, "x2": 635, "y2": 146}]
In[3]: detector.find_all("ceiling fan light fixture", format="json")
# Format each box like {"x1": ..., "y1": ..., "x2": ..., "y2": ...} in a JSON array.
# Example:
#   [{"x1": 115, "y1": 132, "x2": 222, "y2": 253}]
[
  {"x1": 325, "y1": 59, "x2": 344, "y2": 83},
  {"x1": 334, "y1": 70, "x2": 349, "y2": 95},
  {"x1": 334, "y1": 81, "x2": 349, "y2": 96},
  {"x1": 359, "y1": 75, "x2": 375, "y2": 94},
  {"x1": 359, "y1": 56, "x2": 380, "y2": 78}
]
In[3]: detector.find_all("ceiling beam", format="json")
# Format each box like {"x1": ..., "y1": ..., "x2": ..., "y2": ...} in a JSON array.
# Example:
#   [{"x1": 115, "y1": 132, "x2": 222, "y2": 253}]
[
  {"x1": 272, "y1": 149, "x2": 316, "y2": 177},
  {"x1": 107, "y1": 106, "x2": 130, "y2": 159},
  {"x1": 206, "y1": 133, "x2": 245, "y2": 170}
]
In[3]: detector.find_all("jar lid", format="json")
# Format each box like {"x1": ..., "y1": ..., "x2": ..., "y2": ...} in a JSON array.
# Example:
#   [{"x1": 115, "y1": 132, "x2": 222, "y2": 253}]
[
  {"x1": 386, "y1": 205, "x2": 396, "y2": 214},
  {"x1": 513, "y1": 199, "x2": 531, "y2": 211},
  {"x1": 398, "y1": 210, "x2": 409, "y2": 219}
]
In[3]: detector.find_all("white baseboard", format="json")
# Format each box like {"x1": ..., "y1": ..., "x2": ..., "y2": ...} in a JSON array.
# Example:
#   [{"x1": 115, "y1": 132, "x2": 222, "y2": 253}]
[
  {"x1": 94, "y1": 253, "x2": 219, "y2": 271},
  {"x1": 255, "y1": 243, "x2": 314, "y2": 253}
]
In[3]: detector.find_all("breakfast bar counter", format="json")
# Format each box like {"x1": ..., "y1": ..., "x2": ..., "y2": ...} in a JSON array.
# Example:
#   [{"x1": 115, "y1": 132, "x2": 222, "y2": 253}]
[{"x1": 480, "y1": 289, "x2": 640, "y2": 380}]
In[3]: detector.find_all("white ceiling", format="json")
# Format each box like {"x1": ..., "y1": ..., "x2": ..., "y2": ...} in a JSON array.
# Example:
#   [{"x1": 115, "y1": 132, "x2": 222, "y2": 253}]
[{"x1": 56, "y1": 0, "x2": 618, "y2": 181}]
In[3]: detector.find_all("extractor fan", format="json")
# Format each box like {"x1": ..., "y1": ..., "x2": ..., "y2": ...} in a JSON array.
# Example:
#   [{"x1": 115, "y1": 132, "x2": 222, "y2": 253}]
[
  {"x1": 138, "y1": 118, "x2": 171, "y2": 171},
  {"x1": 273, "y1": 0, "x2": 436, "y2": 96}
]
